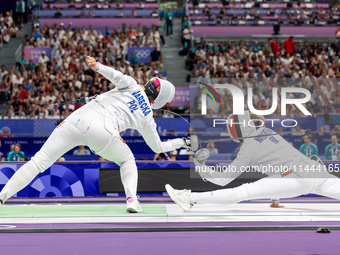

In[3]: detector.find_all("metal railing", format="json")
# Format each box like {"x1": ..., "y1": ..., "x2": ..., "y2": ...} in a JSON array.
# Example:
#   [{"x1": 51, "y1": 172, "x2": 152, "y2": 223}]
[{"x1": 14, "y1": 44, "x2": 23, "y2": 64}]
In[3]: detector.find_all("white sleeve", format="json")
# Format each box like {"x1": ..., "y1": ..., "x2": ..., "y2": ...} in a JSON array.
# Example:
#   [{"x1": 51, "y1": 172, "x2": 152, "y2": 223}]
[
  {"x1": 138, "y1": 120, "x2": 184, "y2": 153},
  {"x1": 194, "y1": 159, "x2": 243, "y2": 187},
  {"x1": 96, "y1": 63, "x2": 138, "y2": 90},
  {"x1": 195, "y1": 145, "x2": 252, "y2": 186},
  {"x1": 228, "y1": 146, "x2": 253, "y2": 172}
]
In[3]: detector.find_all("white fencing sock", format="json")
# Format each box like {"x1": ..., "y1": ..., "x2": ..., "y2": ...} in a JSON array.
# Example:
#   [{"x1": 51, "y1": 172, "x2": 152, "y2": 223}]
[
  {"x1": 190, "y1": 175, "x2": 306, "y2": 206},
  {"x1": 120, "y1": 159, "x2": 138, "y2": 200},
  {"x1": 0, "y1": 161, "x2": 39, "y2": 203}
]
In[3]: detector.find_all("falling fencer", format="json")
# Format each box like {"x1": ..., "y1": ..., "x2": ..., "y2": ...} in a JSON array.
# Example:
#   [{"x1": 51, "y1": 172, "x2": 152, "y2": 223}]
[
  {"x1": 166, "y1": 111, "x2": 340, "y2": 211},
  {"x1": 0, "y1": 56, "x2": 190, "y2": 213}
]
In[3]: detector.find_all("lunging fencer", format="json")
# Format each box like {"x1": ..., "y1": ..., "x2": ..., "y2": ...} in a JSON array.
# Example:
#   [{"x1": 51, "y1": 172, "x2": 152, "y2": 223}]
[
  {"x1": 0, "y1": 56, "x2": 190, "y2": 213},
  {"x1": 166, "y1": 111, "x2": 340, "y2": 211}
]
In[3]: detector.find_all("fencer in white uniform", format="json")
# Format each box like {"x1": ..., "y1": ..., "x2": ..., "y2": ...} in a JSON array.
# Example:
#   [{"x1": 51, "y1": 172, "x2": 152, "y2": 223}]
[
  {"x1": 0, "y1": 56, "x2": 189, "y2": 213},
  {"x1": 166, "y1": 111, "x2": 340, "y2": 211}
]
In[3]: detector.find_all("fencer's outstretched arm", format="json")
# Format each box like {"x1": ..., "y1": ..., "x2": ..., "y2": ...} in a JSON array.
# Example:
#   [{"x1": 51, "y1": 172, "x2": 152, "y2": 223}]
[
  {"x1": 194, "y1": 146, "x2": 253, "y2": 186},
  {"x1": 138, "y1": 121, "x2": 185, "y2": 153},
  {"x1": 194, "y1": 158, "x2": 243, "y2": 186},
  {"x1": 86, "y1": 57, "x2": 137, "y2": 90}
]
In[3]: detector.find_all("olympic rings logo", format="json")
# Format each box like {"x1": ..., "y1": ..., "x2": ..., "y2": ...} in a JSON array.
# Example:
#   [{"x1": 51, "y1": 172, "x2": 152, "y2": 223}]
[{"x1": 135, "y1": 50, "x2": 151, "y2": 58}]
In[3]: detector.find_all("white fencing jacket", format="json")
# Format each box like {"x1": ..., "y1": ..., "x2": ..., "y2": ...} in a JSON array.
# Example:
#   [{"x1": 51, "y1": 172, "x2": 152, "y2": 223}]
[
  {"x1": 196, "y1": 127, "x2": 326, "y2": 186},
  {"x1": 91, "y1": 63, "x2": 183, "y2": 153}
]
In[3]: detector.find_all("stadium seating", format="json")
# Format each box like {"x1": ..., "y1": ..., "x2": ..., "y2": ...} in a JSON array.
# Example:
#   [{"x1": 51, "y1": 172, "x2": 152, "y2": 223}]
[
  {"x1": 39, "y1": 9, "x2": 157, "y2": 17},
  {"x1": 39, "y1": 17, "x2": 158, "y2": 29}
]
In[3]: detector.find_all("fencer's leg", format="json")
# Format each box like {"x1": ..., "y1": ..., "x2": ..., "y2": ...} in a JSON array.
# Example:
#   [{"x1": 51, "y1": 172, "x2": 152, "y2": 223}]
[
  {"x1": 97, "y1": 138, "x2": 141, "y2": 212},
  {"x1": 120, "y1": 159, "x2": 138, "y2": 200},
  {"x1": 314, "y1": 173, "x2": 340, "y2": 200},
  {"x1": 98, "y1": 138, "x2": 138, "y2": 200},
  {"x1": 0, "y1": 119, "x2": 84, "y2": 204},
  {"x1": 0, "y1": 161, "x2": 39, "y2": 203},
  {"x1": 243, "y1": 174, "x2": 316, "y2": 201},
  {"x1": 190, "y1": 187, "x2": 240, "y2": 205},
  {"x1": 191, "y1": 174, "x2": 316, "y2": 205}
]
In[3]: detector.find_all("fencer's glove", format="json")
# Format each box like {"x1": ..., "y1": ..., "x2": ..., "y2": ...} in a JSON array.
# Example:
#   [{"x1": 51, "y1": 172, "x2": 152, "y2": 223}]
[
  {"x1": 86, "y1": 56, "x2": 99, "y2": 71},
  {"x1": 78, "y1": 97, "x2": 89, "y2": 105},
  {"x1": 168, "y1": 138, "x2": 189, "y2": 150},
  {"x1": 182, "y1": 135, "x2": 199, "y2": 151},
  {"x1": 182, "y1": 137, "x2": 191, "y2": 149}
]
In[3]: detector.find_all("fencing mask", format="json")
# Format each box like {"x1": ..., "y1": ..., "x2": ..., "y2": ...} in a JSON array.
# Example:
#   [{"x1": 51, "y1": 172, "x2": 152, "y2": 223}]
[
  {"x1": 144, "y1": 78, "x2": 175, "y2": 109},
  {"x1": 226, "y1": 110, "x2": 258, "y2": 143}
]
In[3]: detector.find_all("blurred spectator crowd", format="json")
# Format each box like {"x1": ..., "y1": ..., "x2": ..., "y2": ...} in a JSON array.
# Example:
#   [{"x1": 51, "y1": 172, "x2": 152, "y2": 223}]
[
  {"x1": 0, "y1": 22, "x2": 166, "y2": 119},
  {"x1": 190, "y1": 3, "x2": 340, "y2": 25},
  {"x1": 0, "y1": 10, "x2": 20, "y2": 48},
  {"x1": 189, "y1": 37, "x2": 340, "y2": 117}
]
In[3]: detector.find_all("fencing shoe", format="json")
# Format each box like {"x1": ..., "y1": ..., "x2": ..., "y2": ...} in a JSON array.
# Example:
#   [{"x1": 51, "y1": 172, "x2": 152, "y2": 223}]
[
  {"x1": 126, "y1": 197, "x2": 142, "y2": 213},
  {"x1": 165, "y1": 184, "x2": 195, "y2": 212}
]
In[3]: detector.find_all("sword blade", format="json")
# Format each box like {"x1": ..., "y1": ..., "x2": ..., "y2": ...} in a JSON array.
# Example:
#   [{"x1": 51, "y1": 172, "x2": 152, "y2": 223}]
[{"x1": 199, "y1": 130, "x2": 306, "y2": 143}]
